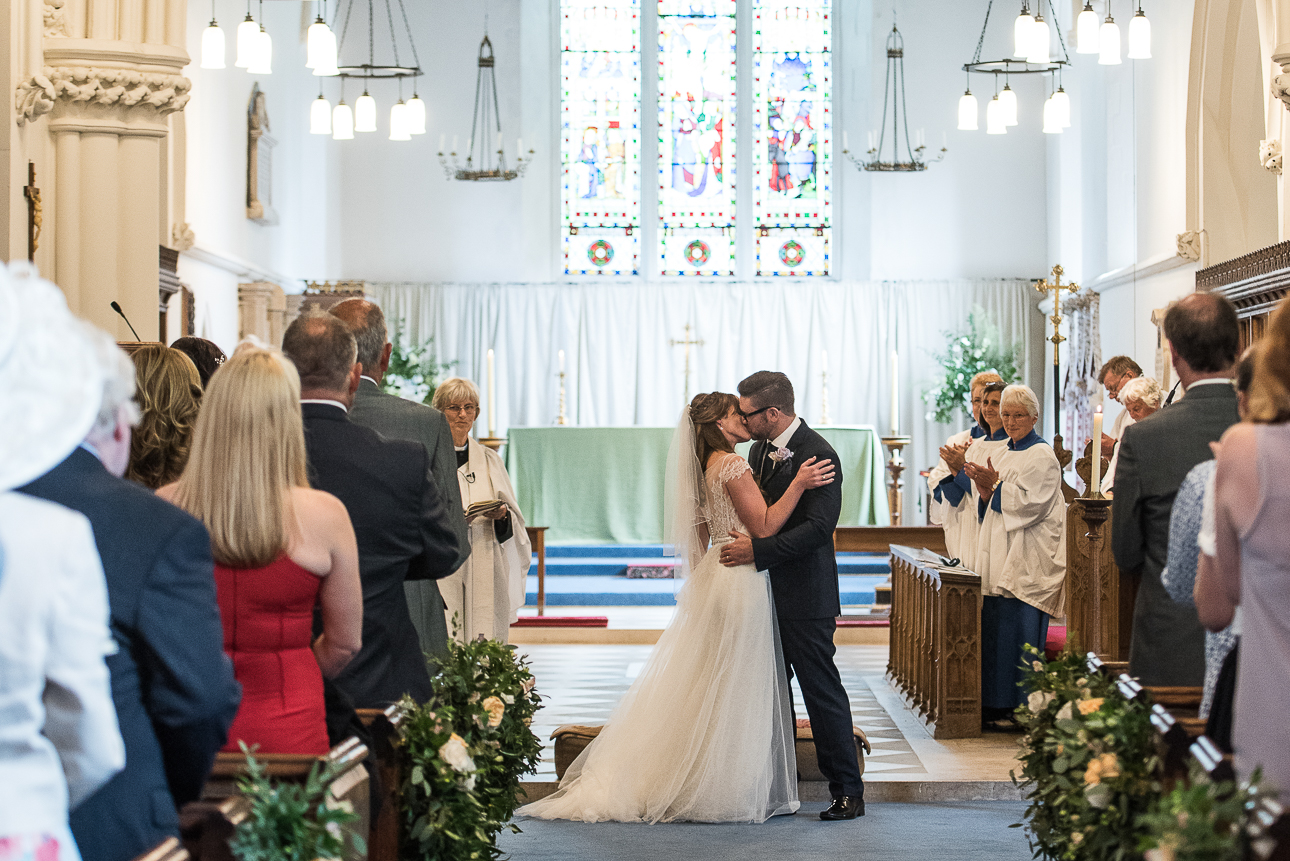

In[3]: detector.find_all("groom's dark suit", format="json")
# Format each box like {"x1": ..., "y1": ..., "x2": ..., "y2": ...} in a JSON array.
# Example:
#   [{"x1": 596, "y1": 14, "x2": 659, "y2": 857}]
[{"x1": 749, "y1": 420, "x2": 863, "y2": 800}]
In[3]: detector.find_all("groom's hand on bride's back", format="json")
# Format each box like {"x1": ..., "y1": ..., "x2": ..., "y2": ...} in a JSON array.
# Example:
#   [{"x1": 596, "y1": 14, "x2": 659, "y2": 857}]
[{"x1": 719, "y1": 530, "x2": 755, "y2": 567}]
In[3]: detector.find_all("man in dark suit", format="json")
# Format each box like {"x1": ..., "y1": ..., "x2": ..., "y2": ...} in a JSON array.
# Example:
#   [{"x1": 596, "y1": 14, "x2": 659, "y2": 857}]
[
  {"x1": 20, "y1": 335, "x2": 240, "y2": 861},
  {"x1": 720, "y1": 371, "x2": 864, "y2": 821},
  {"x1": 1112, "y1": 292, "x2": 1241, "y2": 686},
  {"x1": 329, "y1": 298, "x2": 469, "y2": 664},
  {"x1": 283, "y1": 312, "x2": 462, "y2": 708}
]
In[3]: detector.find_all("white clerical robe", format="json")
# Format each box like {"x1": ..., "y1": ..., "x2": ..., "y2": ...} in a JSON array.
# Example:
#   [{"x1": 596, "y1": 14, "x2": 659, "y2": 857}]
[
  {"x1": 939, "y1": 431, "x2": 1010, "y2": 572},
  {"x1": 440, "y1": 438, "x2": 532, "y2": 643},
  {"x1": 928, "y1": 427, "x2": 981, "y2": 562},
  {"x1": 974, "y1": 432, "x2": 1067, "y2": 618}
]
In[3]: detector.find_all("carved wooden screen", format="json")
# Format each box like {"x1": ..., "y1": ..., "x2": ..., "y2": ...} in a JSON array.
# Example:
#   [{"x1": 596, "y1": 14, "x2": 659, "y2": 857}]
[{"x1": 1196, "y1": 240, "x2": 1290, "y2": 348}]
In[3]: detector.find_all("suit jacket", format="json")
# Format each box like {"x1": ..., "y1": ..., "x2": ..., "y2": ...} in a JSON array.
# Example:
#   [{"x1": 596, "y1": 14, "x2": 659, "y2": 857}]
[
  {"x1": 348, "y1": 379, "x2": 470, "y2": 661},
  {"x1": 19, "y1": 449, "x2": 240, "y2": 861},
  {"x1": 1111, "y1": 383, "x2": 1239, "y2": 686},
  {"x1": 301, "y1": 403, "x2": 461, "y2": 707},
  {"x1": 749, "y1": 421, "x2": 844, "y2": 620}
]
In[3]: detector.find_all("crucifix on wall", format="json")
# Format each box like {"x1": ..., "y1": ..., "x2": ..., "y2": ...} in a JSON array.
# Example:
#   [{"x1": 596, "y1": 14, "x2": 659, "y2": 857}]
[
  {"x1": 671, "y1": 323, "x2": 704, "y2": 407},
  {"x1": 23, "y1": 162, "x2": 42, "y2": 261}
]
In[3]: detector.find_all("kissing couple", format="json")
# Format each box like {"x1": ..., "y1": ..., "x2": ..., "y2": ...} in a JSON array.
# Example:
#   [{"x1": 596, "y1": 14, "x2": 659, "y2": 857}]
[{"x1": 520, "y1": 371, "x2": 865, "y2": 823}]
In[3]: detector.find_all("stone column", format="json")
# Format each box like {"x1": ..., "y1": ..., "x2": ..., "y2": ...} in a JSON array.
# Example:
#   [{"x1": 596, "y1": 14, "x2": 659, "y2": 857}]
[
  {"x1": 15, "y1": 0, "x2": 189, "y2": 340},
  {"x1": 239, "y1": 281, "x2": 287, "y2": 348}
]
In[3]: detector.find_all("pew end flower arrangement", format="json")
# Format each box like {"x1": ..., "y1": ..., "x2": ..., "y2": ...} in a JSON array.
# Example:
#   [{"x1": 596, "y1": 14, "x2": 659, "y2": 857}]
[
  {"x1": 1138, "y1": 762, "x2": 1269, "y2": 861},
  {"x1": 398, "y1": 631, "x2": 543, "y2": 861}
]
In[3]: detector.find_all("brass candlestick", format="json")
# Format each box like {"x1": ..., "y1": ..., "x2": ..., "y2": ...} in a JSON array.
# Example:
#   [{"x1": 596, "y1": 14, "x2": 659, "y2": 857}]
[
  {"x1": 557, "y1": 371, "x2": 568, "y2": 426},
  {"x1": 881, "y1": 435, "x2": 912, "y2": 526},
  {"x1": 479, "y1": 436, "x2": 506, "y2": 452}
]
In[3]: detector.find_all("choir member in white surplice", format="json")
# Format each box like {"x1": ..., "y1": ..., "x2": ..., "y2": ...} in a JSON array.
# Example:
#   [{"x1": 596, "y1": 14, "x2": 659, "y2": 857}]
[
  {"x1": 432, "y1": 378, "x2": 532, "y2": 643},
  {"x1": 928, "y1": 372, "x2": 1001, "y2": 561},
  {"x1": 965, "y1": 384, "x2": 1067, "y2": 725},
  {"x1": 933, "y1": 383, "x2": 1009, "y2": 569}
]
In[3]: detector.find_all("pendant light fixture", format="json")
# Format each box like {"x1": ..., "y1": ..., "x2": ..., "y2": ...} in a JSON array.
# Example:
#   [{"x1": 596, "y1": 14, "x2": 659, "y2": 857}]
[
  {"x1": 1076, "y1": 2, "x2": 1099, "y2": 53},
  {"x1": 1099, "y1": 3, "x2": 1122, "y2": 65},
  {"x1": 234, "y1": 1, "x2": 258, "y2": 68},
  {"x1": 987, "y1": 93, "x2": 1007, "y2": 135},
  {"x1": 1052, "y1": 86, "x2": 1072, "y2": 128},
  {"x1": 957, "y1": 84, "x2": 979, "y2": 131},
  {"x1": 1013, "y1": 5, "x2": 1035, "y2": 58},
  {"x1": 1043, "y1": 95, "x2": 1061, "y2": 134},
  {"x1": 307, "y1": 2, "x2": 336, "y2": 71},
  {"x1": 354, "y1": 90, "x2": 377, "y2": 132},
  {"x1": 999, "y1": 81, "x2": 1019, "y2": 126},
  {"x1": 1127, "y1": 4, "x2": 1151, "y2": 59},
  {"x1": 200, "y1": 0, "x2": 226, "y2": 70},
  {"x1": 389, "y1": 101, "x2": 411, "y2": 141},
  {"x1": 1027, "y1": 10, "x2": 1051, "y2": 64},
  {"x1": 406, "y1": 88, "x2": 427, "y2": 135},
  {"x1": 246, "y1": 2, "x2": 271, "y2": 75},
  {"x1": 311, "y1": 91, "x2": 332, "y2": 135},
  {"x1": 440, "y1": 26, "x2": 535, "y2": 180},
  {"x1": 333, "y1": 102, "x2": 355, "y2": 140}
]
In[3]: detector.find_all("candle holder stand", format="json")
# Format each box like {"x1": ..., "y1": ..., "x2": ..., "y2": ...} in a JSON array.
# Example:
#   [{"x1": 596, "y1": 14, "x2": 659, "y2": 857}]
[
  {"x1": 881, "y1": 435, "x2": 912, "y2": 526},
  {"x1": 479, "y1": 437, "x2": 506, "y2": 452},
  {"x1": 1076, "y1": 494, "x2": 1113, "y2": 659}
]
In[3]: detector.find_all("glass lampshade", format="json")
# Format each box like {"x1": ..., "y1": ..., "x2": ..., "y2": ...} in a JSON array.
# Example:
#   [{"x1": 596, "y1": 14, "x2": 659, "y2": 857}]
[
  {"x1": 1013, "y1": 8, "x2": 1035, "y2": 58},
  {"x1": 247, "y1": 27, "x2": 272, "y2": 74},
  {"x1": 1027, "y1": 16, "x2": 1051, "y2": 64},
  {"x1": 999, "y1": 85, "x2": 1018, "y2": 127},
  {"x1": 1043, "y1": 97, "x2": 1062, "y2": 134},
  {"x1": 1052, "y1": 87, "x2": 1072, "y2": 128},
  {"x1": 235, "y1": 15, "x2": 258, "y2": 68},
  {"x1": 1128, "y1": 10, "x2": 1151, "y2": 59},
  {"x1": 957, "y1": 90, "x2": 979, "y2": 131},
  {"x1": 312, "y1": 28, "x2": 339, "y2": 76},
  {"x1": 355, "y1": 93, "x2": 377, "y2": 132},
  {"x1": 310, "y1": 96, "x2": 331, "y2": 135},
  {"x1": 1076, "y1": 3, "x2": 1100, "y2": 53},
  {"x1": 200, "y1": 21, "x2": 226, "y2": 70},
  {"x1": 987, "y1": 97, "x2": 1007, "y2": 135},
  {"x1": 1099, "y1": 18, "x2": 1122, "y2": 64},
  {"x1": 406, "y1": 96, "x2": 427, "y2": 134},
  {"x1": 389, "y1": 102, "x2": 411, "y2": 141},
  {"x1": 306, "y1": 19, "x2": 330, "y2": 70},
  {"x1": 332, "y1": 102, "x2": 354, "y2": 140}
]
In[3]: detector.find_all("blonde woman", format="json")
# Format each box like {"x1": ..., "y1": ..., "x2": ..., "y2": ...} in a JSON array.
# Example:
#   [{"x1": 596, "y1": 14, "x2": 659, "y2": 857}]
[
  {"x1": 127, "y1": 345, "x2": 202, "y2": 489},
  {"x1": 432, "y1": 377, "x2": 531, "y2": 643},
  {"x1": 160, "y1": 347, "x2": 362, "y2": 755}
]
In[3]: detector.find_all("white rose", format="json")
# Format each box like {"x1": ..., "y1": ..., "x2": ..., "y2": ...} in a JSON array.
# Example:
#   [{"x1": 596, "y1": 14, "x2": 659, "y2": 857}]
[
  {"x1": 463, "y1": 775, "x2": 477, "y2": 792},
  {"x1": 1056, "y1": 701, "x2": 1074, "y2": 721},
  {"x1": 438, "y1": 733, "x2": 476, "y2": 773},
  {"x1": 1027, "y1": 691, "x2": 1055, "y2": 713}
]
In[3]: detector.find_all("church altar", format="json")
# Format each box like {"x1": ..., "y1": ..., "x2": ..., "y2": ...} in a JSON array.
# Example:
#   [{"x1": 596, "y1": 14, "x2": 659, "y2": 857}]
[{"x1": 505, "y1": 426, "x2": 890, "y2": 544}]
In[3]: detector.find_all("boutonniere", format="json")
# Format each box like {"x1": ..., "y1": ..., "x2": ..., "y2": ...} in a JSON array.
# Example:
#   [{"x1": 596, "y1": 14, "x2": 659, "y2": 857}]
[{"x1": 768, "y1": 446, "x2": 794, "y2": 465}]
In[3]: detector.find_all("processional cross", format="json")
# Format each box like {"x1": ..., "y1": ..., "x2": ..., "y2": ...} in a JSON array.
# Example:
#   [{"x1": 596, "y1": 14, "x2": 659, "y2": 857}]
[
  {"x1": 670, "y1": 323, "x2": 705, "y2": 406},
  {"x1": 1034, "y1": 264, "x2": 1080, "y2": 431},
  {"x1": 23, "y1": 162, "x2": 42, "y2": 262}
]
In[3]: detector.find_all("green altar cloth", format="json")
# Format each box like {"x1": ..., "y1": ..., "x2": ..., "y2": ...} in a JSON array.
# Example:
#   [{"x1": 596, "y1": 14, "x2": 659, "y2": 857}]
[{"x1": 506, "y1": 425, "x2": 890, "y2": 544}]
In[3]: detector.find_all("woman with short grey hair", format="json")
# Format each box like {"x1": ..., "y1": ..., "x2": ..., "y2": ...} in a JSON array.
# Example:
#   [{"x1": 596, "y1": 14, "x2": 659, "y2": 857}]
[{"x1": 1104, "y1": 376, "x2": 1162, "y2": 494}]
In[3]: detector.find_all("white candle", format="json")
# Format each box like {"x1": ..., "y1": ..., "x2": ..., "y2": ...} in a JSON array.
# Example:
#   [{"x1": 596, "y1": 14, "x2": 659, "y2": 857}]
[
  {"x1": 496, "y1": 131, "x2": 503, "y2": 152},
  {"x1": 842, "y1": 131, "x2": 849, "y2": 152},
  {"x1": 890, "y1": 350, "x2": 899, "y2": 435},
  {"x1": 451, "y1": 135, "x2": 458, "y2": 152},
  {"x1": 558, "y1": 349, "x2": 565, "y2": 374},
  {"x1": 868, "y1": 130, "x2": 877, "y2": 151},
  {"x1": 821, "y1": 349, "x2": 828, "y2": 374},
  {"x1": 487, "y1": 349, "x2": 496, "y2": 437},
  {"x1": 517, "y1": 137, "x2": 523, "y2": 156},
  {"x1": 942, "y1": 131, "x2": 948, "y2": 149},
  {"x1": 1090, "y1": 405, "x2": 1103, "y2": 495},
  {"x1": 439, "y1": 133, "x2": 446, "y2": 152}
]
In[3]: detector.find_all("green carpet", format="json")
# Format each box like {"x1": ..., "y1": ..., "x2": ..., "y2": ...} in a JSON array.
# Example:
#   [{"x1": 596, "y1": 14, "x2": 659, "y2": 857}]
[{"x1": 502, "y1": 801, "x2": 1033, "y2": 860}]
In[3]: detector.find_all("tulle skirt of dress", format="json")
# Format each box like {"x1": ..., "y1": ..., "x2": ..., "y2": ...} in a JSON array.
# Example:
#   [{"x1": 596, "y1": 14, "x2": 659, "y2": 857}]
[{"x1": 518, "y1": 544, "x2": 799, "y2": 823}]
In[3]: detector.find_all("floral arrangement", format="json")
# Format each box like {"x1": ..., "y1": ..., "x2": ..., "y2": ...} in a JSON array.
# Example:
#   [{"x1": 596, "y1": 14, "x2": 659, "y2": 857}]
[
  {"x1": 1012, "y1": 646, "x2": 1162, "y2": 861},
  {"x1": 382, "y1": 319, "x2": 456, "y2": 406},
  {"x1": 398, "y1": 632, "x2": 543, "y2": 861},
  {"x1": 1138, "y1": 762, "x2": 1268, "y2": 861},
  {"x1": 923, "y1": 309, "x2": 1021, "y2": 425},
  {"x1": 229, "y1": 744, "x2": 366, "y2": 861}
]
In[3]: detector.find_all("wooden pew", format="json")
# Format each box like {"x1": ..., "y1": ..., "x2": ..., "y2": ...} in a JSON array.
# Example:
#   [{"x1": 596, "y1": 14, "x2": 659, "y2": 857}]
[
  {"x1": 357, "y1": 706, "x2": 405, "y2": 861},
  {"x1": 131, "y1": 837, "x2": 189, "y2": 861},
  {"x1": 834, "y1": 526, "x2": 947, "y2": 556},
  {"x1": 180, "y1": 796, "x2": 249, "y2": 861}
]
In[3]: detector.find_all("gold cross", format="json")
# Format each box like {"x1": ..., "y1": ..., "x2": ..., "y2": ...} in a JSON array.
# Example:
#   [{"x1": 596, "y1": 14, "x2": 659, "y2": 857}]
[
  {"x1": 1035, "y1": 264, "x2": 1080, "y2": 367},
  {"x1": 670, "y1": 323, "x2": 705, "y2": 406}
]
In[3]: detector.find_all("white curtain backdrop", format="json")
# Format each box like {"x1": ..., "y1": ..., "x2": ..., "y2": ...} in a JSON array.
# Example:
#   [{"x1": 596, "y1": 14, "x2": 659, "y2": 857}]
[{"x1": 371, "y1": 279, "x2": 1044, "y2": 522}]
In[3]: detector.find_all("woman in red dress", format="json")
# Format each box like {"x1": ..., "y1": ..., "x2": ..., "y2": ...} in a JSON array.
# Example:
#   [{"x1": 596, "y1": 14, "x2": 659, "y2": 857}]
[{"x1": 160, "y1": 346, "x2": 362, "y2": 755}]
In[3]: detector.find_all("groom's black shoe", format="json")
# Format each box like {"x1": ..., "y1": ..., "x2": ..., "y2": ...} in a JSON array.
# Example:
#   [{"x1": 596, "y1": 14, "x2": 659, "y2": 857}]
[{"x1": 820, "y1": 796, "x2": 865, "y2": 820}]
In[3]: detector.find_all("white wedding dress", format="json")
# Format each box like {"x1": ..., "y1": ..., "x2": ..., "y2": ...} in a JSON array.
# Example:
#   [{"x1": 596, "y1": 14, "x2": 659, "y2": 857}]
[{"x1": 518, "y1": 453, "x2": 798, "y2": 823}]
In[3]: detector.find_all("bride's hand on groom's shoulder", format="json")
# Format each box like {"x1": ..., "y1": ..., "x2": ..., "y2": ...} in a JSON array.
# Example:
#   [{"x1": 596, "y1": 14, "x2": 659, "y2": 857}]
[
  {"x1": 719, "y1": 530, "x2": 755, "y2": 567},
  {"x1": 792, "y1": 456, "x2": 835, "y2": 490}
]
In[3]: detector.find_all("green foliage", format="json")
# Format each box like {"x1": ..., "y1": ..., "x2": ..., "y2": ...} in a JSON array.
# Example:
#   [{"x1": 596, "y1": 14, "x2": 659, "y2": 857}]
[
  {"x1": 1138, "y1": 763, "x2": 1268, "y2": 861},
  {"x1": 229, "y1": 744, "x2": 366, "y2": 861},
  {"x1": 399, "y1": 629, "x2": 544, "y2": 861},
  {"x1": 923, "y1": 308, "x2": 1021, "y2": 425},
  {"x1": 383, "y1": 319, "x2": 456, "y2": 405},
  {"x1": 1011, "y1": 646, "x2": 1162, "y2": 861}
]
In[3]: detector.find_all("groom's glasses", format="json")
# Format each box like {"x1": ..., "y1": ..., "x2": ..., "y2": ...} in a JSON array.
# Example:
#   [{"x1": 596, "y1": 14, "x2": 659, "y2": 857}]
[{"x1": 741, "y1": 406, "x2": 773, "y2": 419}]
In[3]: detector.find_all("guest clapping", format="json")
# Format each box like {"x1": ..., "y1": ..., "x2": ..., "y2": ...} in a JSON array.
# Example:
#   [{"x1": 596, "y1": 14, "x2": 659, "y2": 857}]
[
  {"x1": 432, "y1": 378, "x2": 532, "y2": 643},
  {"x1": 162, "y1": 346, "x2": 362, "y2": 755},
  {"x1": 126, "y1": 345, "x2": 203, "y2": 489},
  {"x1": 928, "y1": 372, "x2": 1002, "y2": 562}
]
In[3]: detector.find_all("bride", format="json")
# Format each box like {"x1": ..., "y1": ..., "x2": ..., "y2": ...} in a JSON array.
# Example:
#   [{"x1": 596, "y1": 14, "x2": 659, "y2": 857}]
[{"x1": 518, "y1": 392, "x2": 835, "y2": 823}]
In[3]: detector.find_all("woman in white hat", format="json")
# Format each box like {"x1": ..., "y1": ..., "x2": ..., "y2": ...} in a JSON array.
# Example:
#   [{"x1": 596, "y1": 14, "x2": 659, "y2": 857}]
[{"x1": 0, "y1": 264, "x2": 125, "y2": 861}]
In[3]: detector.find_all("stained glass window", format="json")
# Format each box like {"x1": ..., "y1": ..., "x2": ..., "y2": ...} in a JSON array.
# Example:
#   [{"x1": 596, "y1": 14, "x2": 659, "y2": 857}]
[
  {"x1": 658, "y1": 0, "x2": 736, "y2": 275},
  {"x1": 563, "y1": 0, "x2": 641, "y2": 276},
  {"x1": 753, "y1": 0, "x2": 830, "y2": 275}
]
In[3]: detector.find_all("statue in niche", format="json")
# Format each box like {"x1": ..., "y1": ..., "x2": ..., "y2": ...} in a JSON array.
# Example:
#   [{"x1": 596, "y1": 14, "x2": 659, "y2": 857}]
[{"x1": 247, "y1": 84, "x2": 278, "y2": 225}]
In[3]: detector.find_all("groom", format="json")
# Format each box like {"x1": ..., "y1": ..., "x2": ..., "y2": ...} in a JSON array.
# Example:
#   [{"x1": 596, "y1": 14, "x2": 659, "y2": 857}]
[{"x1": 720, "y1": 371, "x2": 865, "y2": 820}]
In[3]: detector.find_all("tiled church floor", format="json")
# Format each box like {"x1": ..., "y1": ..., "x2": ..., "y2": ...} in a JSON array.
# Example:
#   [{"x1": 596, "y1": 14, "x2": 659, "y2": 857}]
[{"x1": 515, "y1": 644, "x2": 1024, "y2": 788}]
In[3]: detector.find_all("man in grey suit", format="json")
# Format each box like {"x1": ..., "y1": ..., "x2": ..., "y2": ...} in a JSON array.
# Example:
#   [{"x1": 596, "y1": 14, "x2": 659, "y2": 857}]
[
  {"x1": 1112, "y1": 292, "x2": 1240, "y2": 686},
  {"x1": 331, "y1": 299, "x2": 470, "y2": 665}
]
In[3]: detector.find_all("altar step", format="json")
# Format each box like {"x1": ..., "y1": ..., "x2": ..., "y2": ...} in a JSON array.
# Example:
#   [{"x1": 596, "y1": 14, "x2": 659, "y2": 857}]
[
  {"x1": 524, "y1": 573, "x2": 885, "y2": 606},
  {"x1": 531, "y1": 545, "x2": 890, "y2": 578}
]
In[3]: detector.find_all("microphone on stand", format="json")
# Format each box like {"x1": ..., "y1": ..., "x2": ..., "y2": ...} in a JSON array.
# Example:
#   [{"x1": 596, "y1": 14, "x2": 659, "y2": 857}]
[{"x1": 110, "y1": 301, "x2": 142, "y2": 341}]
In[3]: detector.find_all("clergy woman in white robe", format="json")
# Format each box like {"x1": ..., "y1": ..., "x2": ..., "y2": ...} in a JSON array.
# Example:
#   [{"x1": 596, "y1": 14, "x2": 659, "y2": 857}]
[
  {"x1": 928, "y1": 372, "x2": 1001, "y2": 561},
  {"x1": 934, "y1": 382, "x2": 1009, "y2": 570},
  {"x1": 965, "y1": 384, "x2": 1066, "y2": 724},
  {"x1": 431, "y1": 378, "x2": 532, "y2": 643}
]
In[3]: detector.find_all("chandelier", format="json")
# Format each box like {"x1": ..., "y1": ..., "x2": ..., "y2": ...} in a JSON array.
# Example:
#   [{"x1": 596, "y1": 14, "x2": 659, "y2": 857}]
[
  {"x1": 438, "y1": 33, "x2": 533, "y2": 182},
  {"x1": 843, "y1": 21, "x2": 945, "y2": 172}
]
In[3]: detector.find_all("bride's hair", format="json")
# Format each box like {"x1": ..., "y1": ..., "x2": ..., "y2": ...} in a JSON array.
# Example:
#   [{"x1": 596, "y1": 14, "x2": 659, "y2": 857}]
[{"x1": 690, "y1": 391, "x2": 739, "y2": 468}]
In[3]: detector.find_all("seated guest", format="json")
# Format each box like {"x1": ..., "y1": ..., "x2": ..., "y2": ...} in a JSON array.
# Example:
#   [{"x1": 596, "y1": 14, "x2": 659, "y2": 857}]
[
  {"x1": 928, "y1": 371, "x2": 1002, "y2": 561},
  {"x1": 1102, "y1": 375, "x2": 1162, "y2": 494},
  {"x1": 170, "y1": 336, "x2": 227, "y2": 389},
  {"x1": 161, "y1": 346, "x2": 363, "y2": 755},
  {"x1": 1096, "y1": 355, "x2": 1144, "y2": 460},
  {"x1": 1198, "y1": 298, "x2": 1290, "y2": 793},
  {"x1": 126, "y1": 345, "x2": 203, "y2": 489},
  {"x1": 1113, "y1": 293, "x2": 1240, "y2": 687},
  {"x1": 282, "y1": 313, "x2": 462, "y2": 709},
  {"x1": 19, "y1": 304, "x2": 240, "y2": 861},
  {"x1": 966, "y1": 384, "x2": 1066, "y2": 726},
  {"x1": 432, "y1": 377, "x2": 531, "y2": 643},
  {"x1": 329, "y1": 298, "x2": 469, "y2": 664},
  {"x1": 938, "y1": 382, "x2": 1010, "y2": 572},
  {"x1": 2, "y1": 264, "x2": 125, "y2": 861}
]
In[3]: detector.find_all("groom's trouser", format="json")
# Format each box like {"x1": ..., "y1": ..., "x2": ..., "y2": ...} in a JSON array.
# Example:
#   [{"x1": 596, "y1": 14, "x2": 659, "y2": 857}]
[{"x1": 779, "y1": 617, "x2": 864, "y2": 799}]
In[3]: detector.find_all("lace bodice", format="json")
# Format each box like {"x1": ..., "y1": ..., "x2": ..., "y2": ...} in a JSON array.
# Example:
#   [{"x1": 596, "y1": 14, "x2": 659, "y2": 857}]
[{"x1": 704, "y1": 454, "x2": 750, "y2": 541}]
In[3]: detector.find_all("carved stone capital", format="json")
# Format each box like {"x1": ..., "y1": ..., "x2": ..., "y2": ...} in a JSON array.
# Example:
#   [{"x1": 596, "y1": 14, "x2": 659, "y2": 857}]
[
  {"x1": 16, "y1": 66, "x2": 191, "y2": 125},
  {"x1": 44, "y1": 0, "x2": 69, "y2": 37},
  {"x1": 1261, "y1": 138, "x2": 1284, "y2": 175},
  {"x1": 1176, "y1": 230, "x2": 1203, "y2": 262},
  {"x1": 171, "y1": 222, "x2": 195, "y2": 251}
]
